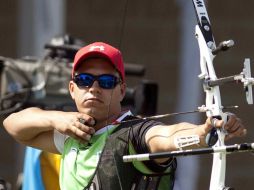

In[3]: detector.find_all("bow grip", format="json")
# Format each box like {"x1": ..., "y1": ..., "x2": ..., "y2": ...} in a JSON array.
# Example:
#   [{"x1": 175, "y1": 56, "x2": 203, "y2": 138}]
[
  {"x1": 205, "y1": 116, "x2": 221, "y2": 147},
  {"x1": 205, "y1": 114, "x2": 231, "y2": 147},
  {"x1": 206, "y1": 127, "x2": 218, "y2": 147}
]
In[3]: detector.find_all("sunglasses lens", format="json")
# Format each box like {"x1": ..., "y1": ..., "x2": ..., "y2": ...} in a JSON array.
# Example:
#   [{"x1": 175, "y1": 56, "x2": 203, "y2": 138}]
[
  {"x1": 98, "y1": 75, "x2": 117, "y2": 89},
  {"x1": 74, "y1": 74, "x2": 120, "y2": 89},
  {"x1": 75, "y1": 74, "x2": 94, "y2": 87}
]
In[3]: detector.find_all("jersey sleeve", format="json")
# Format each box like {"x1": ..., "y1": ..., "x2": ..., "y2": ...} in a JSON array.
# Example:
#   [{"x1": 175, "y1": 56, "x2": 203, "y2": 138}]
[
  {"x1": 53, "y1": 129, "x2": 68, "y2": 154},
  {"x1": 129, "y1": 120, "x2": 174, "y2": 173}
]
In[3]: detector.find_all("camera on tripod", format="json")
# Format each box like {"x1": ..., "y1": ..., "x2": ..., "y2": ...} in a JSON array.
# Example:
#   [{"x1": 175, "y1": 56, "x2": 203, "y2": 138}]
[{"x1": 0, "y1": 35, "x2": 158, "y2": 116}]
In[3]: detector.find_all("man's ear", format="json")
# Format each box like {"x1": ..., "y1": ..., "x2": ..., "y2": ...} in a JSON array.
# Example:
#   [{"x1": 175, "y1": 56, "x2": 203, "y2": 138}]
[
  {"x1": 120, "y1": 82, "x2": 126, "y2": 101},
  {"x1": 69, "y1": 81, "x2": 75, "y2": 100}
]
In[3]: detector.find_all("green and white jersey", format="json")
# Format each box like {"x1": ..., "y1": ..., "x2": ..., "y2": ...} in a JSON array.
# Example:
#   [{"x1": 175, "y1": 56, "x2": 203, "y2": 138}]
[{"x1": 54, "y1": 111, "x2": 133, "y2": 190}]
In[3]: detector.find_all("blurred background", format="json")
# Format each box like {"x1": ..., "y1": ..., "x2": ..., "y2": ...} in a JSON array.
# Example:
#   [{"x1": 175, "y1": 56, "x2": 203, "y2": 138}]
[{"x1": 0, "y1": 0, "x2": 254, "y2": 189}]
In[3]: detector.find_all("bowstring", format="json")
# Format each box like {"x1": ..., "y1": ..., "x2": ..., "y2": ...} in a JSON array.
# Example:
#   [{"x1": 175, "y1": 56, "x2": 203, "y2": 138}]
[{"x1": 105, "y1": 86, "x2": 124, "y2": 190}]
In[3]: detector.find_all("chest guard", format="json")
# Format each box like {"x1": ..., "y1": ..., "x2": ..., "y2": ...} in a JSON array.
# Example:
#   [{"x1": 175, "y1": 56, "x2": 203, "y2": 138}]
[{"x1": 85, "y1": 119, "x2": 176, "y2": 190}]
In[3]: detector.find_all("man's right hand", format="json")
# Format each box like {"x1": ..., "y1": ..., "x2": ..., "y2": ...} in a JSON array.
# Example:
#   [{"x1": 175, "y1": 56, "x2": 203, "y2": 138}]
[{"x1": 53, "y1": 111, "x2": 96, "y2": 144}]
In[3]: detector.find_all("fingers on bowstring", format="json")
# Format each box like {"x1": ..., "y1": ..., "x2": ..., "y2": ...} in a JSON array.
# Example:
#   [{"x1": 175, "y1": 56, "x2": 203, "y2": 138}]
[
  {"x1": 77, "y1": 113, "x2": 96, "y2": 127},
  {"x1": 75, "y1": 119, "x2": 95, "y2": 134},
  {"x1": 65, "y1": 120, "x2": 92, "y2": 143},
  {"x1": 75, "y1": 123, "x2": 92, "y2": 141},
  {"x1": 70, "y1": 124, "x2": 92, "y2": 143}
]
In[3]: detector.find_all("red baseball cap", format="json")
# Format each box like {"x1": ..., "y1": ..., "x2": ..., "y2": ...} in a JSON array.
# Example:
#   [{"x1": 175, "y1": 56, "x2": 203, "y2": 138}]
[{"x1": 72, "y1": 42, "x2": 125, "y2": 82}]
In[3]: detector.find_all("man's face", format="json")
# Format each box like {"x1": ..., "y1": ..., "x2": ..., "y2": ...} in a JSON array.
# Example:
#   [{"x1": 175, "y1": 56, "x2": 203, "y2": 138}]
[{"x1": 69, "y1": 58, "x2": 126, "y2": 123}]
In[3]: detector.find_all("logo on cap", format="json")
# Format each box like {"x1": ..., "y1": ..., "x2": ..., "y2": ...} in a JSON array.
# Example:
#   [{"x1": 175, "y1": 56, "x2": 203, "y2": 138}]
[{"x1": 89, "y1": 45, "x2": 105, "y2": 51}]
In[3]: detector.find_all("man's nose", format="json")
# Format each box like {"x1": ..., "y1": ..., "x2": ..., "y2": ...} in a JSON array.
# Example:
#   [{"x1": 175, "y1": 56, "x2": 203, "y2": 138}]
[{"x1": 89, "y1": 80, "x2": 101, "y2": 92}]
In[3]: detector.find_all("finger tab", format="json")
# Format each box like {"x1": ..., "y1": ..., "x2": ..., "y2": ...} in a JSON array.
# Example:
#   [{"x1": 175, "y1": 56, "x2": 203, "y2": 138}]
[
  {"x1": 78, "y1": 117, "x2": 96, "y2": 126},
  {"x1": 78, "y1": 118, "x2": 86, "y2": 125}
]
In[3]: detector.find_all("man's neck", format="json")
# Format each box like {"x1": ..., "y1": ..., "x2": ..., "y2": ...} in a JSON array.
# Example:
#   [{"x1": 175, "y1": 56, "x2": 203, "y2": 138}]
[
  {"x1": 93, "y1": 110, "x2": 131, "y2": 131},
  {"x1": 93, "y1": 113, "x2": 120, "y2": 131}
]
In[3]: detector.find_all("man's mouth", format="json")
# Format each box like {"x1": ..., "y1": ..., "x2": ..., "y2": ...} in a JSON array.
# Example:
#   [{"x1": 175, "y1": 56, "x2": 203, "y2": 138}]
[{"x1": 85, "y1": 97, "x2": 103, "y2": 103}]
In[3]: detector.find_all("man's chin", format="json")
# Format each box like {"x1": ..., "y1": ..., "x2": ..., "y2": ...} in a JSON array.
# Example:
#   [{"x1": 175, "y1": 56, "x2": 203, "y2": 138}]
[{"x1": 79, "y1": 108, "x2": 107, "y2": 120}]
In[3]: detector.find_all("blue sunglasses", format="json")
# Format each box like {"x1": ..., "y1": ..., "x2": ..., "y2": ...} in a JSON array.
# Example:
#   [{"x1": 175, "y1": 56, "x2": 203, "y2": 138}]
[{"x1": 73, "y1": 73, "x2": 122, "y2": 89}]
